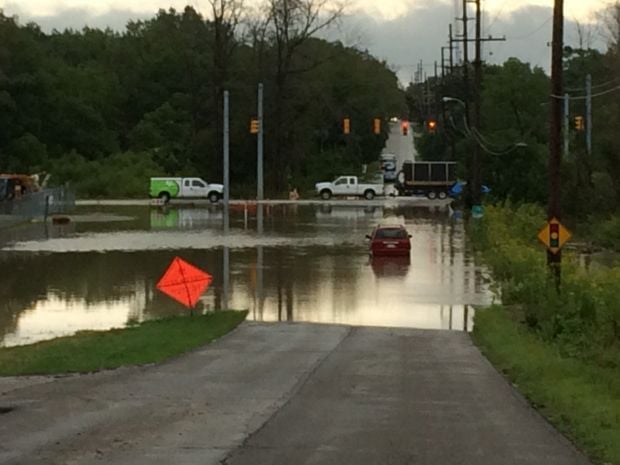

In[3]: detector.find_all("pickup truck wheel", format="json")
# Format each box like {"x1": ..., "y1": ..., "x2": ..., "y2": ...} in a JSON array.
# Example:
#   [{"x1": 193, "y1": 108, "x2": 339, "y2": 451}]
[
  {"x1": 320, "y1": 189, "x2": 332, "y2": 200},
  {"x1": 438, "y1": 191, "x2": 448, "y2": 200},
  {"x1": 364, "y1": 190, "x2": 375, "y2": 200},
  {"x1": 158, "y1": 192, "x2": 171, "y2": 203},
  {"x1": 208, "y1": 192, "x2": 220, "y2": 203},
  {"x1": 426, "y1": 191, "x2": 437, "y2": 200}
]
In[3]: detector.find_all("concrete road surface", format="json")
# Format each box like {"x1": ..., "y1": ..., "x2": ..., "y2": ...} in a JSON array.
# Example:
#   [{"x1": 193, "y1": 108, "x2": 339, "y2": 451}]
[
  {"x1": 0, "y1": 323, "x2": 591, "y2": 465},
  {"x1": 382, "y1": 120, "x2": 417, "y2": 170}
]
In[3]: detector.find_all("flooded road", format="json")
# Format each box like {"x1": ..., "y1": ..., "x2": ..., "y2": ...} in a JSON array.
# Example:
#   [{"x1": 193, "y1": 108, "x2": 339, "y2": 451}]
[{"x1": 0, "y1": 203, "x2": 494, "y2": 346}]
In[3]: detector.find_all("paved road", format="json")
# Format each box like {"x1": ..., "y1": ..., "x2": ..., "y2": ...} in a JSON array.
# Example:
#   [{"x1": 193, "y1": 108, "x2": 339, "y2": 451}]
[
  {"x1": 381, "y1": 120, "x2": 417, "y2": 170},
  {"x1": 0, "y1": 323, "x2": 590, "y2": 465}
]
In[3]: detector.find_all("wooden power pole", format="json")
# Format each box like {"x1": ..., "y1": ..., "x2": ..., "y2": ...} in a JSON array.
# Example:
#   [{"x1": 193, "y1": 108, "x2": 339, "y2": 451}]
[{"x1": 548, "y1": 0, "x2": 564, "y2": 276}]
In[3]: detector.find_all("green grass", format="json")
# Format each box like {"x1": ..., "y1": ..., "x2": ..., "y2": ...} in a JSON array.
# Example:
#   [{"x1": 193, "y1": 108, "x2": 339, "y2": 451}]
[
  {"x1": 473, "y1": 306, "x2": 620, "y2": 465},
  {"x1": 0, "y1": 310, "x2": 248, "y2": 376}
]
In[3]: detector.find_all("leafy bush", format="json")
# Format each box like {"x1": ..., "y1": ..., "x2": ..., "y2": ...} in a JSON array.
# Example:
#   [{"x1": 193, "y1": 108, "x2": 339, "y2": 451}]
[
  {"x1": 475, "y1": 204, "x2": 620, "y2": 365},
  {"x1": 47, "y1": 150, "x2": 165, "y2": 198}
]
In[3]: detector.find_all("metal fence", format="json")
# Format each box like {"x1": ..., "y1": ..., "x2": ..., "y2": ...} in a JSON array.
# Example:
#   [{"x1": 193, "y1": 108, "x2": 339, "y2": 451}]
[{"x1": 0, "y1": 187, "x2": 75, "y2": 228}]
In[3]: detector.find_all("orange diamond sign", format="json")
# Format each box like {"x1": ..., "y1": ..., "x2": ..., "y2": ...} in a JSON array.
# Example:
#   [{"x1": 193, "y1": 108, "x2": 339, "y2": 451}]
[
  {"x1": 157, "y1": 257, "x2": 213, "y2": 308},
  {"x1": 538, "y1": 218, "x2": 571, "y2": 255}
]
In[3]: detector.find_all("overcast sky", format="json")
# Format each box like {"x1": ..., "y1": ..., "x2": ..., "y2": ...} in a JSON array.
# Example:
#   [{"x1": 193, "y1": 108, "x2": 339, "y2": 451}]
[{"x1": 0, "y1": 0, "x2": 612, "y2": 83}]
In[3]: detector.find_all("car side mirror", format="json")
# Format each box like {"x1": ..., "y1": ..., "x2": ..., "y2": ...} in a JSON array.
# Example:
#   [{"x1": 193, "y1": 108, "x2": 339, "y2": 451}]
[{"x1": 365, "y1": 234, "x2": 371, "y2": 240}]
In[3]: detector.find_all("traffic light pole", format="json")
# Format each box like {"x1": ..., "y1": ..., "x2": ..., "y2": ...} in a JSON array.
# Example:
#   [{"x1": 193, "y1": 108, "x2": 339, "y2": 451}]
[
  {"x1": 257, "y1": 83, "x2": 264, "y2": 201},
  {"x1": 548, "y1": 0, "x2": 564, "y2": 283},
  {"x1": 223, "y1": 90, "x2": 230, "y2": 207}
]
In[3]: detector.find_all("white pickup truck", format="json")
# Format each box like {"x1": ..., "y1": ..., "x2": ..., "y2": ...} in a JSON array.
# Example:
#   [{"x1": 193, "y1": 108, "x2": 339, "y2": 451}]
[
  {"x1": 315, "y1": 176, "x2": 385, "y2": 200},
  {"x1": 150, "y1": 177, "x2": 224, "y2": 203}
]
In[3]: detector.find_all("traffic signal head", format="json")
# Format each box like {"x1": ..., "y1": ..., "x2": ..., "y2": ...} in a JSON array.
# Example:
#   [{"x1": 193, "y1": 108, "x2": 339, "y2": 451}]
[
  {"x1": 373, "y1": 118, "x2": 381, "y2": 135},
  {"x1": 574, "y1": 116, "x2": 584, "y2": 131},
  {"x1": 427, "y1": 119, "x2": 437, "y2": 133},
  {"x1": 343, "y1": 117, "x2": 350, "y2": 135},
  {"x1": 250, "y1": 118, "x2": 259, "y2": 134},
  {"x1": 401, "y1": 121, "x2": 409, "y2": 136},
  {"x1": 549, "y1": 223, "x2": 560, "y2": 248}
]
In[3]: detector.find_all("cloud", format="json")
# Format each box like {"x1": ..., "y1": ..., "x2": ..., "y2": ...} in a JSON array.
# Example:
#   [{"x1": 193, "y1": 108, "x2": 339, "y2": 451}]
[{"x1": 1, "y1": 1, "x2": 608, "y2": 83}]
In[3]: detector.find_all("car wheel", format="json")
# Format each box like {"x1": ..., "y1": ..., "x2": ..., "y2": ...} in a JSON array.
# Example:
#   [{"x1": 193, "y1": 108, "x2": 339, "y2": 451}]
[
  {"x1": 438, "y1": 191, "x2": 448, "y2": 199},
  {"x1": 320, "y1": 190, "x2": 332, "y2": 200},
  {"x1": 158, "y1": 192, "x2": 171, "y2": 203},
  {"x1": 427, "y1": 191, "x2": 437, "y2": 200},
  {"x1": 208, "y1": 192, "x2": 220, "y2": 203},
  {"x1": 364, "y1": 190, "x2": 375, "y2": 200}
]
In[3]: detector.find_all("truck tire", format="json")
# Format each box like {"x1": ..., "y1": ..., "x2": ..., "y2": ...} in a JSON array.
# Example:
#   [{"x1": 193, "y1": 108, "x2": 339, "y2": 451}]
[
  {"x1": 364, "y1": 190, "x2": 375, "y2": 200},
  {"x1": 158, "y1": 191, "x2": 171, "y2": 203},
  {"x1": 320, "y1": 189, "x2": 332, "y2": 200},
  {"x1": 426, "y1": 191, "x2": 437, "y2": 200},
  {"x1": 438, "y1": 191, "x2": 448, "y2": 200},
  {"x1": 208, "y1": 191, "x2": 220, "y2": 203}
]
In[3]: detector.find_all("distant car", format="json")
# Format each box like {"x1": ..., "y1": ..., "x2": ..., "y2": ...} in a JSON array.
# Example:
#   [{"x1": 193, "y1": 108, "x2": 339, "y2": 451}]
[{"x1": 366, "y1": 225, "x2": 411, "y2": 256}]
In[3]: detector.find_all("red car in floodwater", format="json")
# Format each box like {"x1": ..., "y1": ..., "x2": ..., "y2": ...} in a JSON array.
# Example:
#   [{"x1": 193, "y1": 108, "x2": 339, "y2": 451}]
[{"x1": 366, "y1": 225, "x2": 411, "y2": 256}]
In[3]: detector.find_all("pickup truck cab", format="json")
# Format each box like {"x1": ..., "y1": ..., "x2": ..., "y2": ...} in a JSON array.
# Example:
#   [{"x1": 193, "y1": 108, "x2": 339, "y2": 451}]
[
  {"x1": 315, "y1": 176, "x2": 384, "y2": 200},
  {"x1": 150, "y1": 177, "x2": 224, "y2": 203}
]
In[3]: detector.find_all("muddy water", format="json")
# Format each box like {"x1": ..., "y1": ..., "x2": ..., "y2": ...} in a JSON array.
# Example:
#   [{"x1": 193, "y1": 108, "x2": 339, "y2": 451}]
[{"x1": 0, "y1": 203, "x2": 494, "y2": 346}]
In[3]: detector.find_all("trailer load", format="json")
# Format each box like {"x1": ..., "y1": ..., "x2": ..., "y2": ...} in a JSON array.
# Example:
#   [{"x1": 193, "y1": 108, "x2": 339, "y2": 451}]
[{"x1": 395, "y1": 161, "x2": 457, "y2": 199}]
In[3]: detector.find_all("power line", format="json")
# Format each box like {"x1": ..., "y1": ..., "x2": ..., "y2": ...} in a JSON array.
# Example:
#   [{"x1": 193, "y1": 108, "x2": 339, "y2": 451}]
[
  {"x1": 506, "y1": 16, "x2": 553, "y2": 40},
  {"x1": 565, "y1": 78, "x2": 619, "y2": 92},
  {"x1": 551, "y1": 84, "x2": 620, "y2": 100}
]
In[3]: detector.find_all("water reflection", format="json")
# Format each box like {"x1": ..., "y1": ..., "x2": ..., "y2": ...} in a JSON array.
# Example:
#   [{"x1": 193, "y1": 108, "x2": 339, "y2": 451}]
[{"x1": 0, "y1": 204, "x2": 493, "y2": 346}]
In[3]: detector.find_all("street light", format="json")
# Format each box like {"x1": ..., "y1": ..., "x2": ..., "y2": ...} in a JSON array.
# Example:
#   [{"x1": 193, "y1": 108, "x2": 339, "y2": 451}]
[{"x1": 442, "y1": 96, "x2": 466, "y2": 106}]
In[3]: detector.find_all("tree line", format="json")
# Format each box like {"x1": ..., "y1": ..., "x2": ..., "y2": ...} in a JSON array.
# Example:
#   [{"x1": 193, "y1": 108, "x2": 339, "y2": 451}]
[{"x1": 0, "y1": 2, "x2": 406, "y2": 197}]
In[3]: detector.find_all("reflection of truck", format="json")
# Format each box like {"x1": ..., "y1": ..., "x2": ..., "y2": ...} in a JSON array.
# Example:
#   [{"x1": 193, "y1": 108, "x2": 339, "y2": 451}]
[
  {"x1": 380, "y1": 153, "x2": 398, "y2": 182},
  {"x1": 395, "y1": 161, "x2": 457, "y2": 199},
  {"x1": 315, "y1": 176, "x2": 385, "y2": 200},
  {"x1": 149, "y1": 177, "x2": 224, "y2": 203}
]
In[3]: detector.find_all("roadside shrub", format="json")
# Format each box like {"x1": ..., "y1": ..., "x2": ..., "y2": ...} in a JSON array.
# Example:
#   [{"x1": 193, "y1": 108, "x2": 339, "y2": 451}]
[
  {"x1": 475, "y1": 204, "x2": 620, "y2": 366},
  {"x1": 48, "y1": 151, "x2": 165, "y2": 198}
]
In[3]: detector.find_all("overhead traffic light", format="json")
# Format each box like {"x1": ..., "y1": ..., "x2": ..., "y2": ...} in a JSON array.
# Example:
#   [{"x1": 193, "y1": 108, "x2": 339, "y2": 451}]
[
  {"x1": 401, "y1": 121, "x2": 409, "y2": 136},
  {"x1": 427, "y1": 119, "x2": 437, "y2": 134},
  {"x1": 574, "y1": 116, "x2": 585, "y2": 131},
  {"x1": 250, "y1": 118, "x2": 259, "y2": 134},
  {"x1": 373, "y1": 118, "x2": 381, "y2": 135},
  {"x1": 343, "y1": 117, "x2": 351, "y2": 135}
]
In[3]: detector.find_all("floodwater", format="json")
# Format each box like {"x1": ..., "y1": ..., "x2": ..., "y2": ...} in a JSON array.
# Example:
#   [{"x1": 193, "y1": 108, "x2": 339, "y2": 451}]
[{"x1": 0, "y1": 203, "x2": 495, "y2": 347}]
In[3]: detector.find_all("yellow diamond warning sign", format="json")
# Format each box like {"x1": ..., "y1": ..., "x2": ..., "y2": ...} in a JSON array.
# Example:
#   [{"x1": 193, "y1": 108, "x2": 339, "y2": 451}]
[{"x1": 538, "y1": 217, "x2": 571, "y2": 254}]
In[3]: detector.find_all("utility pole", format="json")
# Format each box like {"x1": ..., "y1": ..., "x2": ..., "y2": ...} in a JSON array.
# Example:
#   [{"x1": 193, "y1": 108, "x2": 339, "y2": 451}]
[
  {"x1": 586, "y1": 74, "x2": 592, "y2": 157},
  {"x1": 223, "y1": 90, "x2": 230, "y2": 207},
  {"x1": 564, "y1": 93, "x2": 569, "y2": 159},
  {"x1": 449, "y1": 24, "x2": 455, "y2": 72},
  {"x1": 548, "y1": 0, "x2": 564, "y2": 278},
  {"x1": 257, "y1": 83, "x2": 264, "y2": 201},
  {"x1": 441, "y1": 47, "x2": 446, "y2": 78},
  {"x1": 471, "y1": 0, "x2": 483, "y2": 209}
]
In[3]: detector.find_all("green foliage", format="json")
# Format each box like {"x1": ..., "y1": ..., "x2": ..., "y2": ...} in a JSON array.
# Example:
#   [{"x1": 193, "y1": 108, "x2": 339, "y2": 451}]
[
  {"x1": 47, "y1": 151, "x2": 165, "y2": 198},
  {"x1": 0, "y1": 9, "x2": 405, "y2": 197},
  {"x1": 0, "y1": 310, "x2": 248, "y2": 375},
  {"x1": 473, "y1": 306, "x2": 620, "y2": 465},
  {"x1": 591, "y1": 215, "x2": 620, "y2": 251},
  {"x1": 474, "y1": 204, "x2": 620, "y2": 364}
]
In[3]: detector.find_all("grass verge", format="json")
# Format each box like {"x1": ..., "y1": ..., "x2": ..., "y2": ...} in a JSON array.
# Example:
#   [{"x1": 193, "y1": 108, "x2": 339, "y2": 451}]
[
  {"x1": 0, "y1": 310, "x2": 248, "y2": 376},
  {"x1": 473, "y1": 306, "x2": 620, "y2": 464}
]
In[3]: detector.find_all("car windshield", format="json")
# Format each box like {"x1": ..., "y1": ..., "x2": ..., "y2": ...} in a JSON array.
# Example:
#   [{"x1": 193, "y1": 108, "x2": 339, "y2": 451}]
[{"x1": 375, "y1": 228, "x2": 407, "y2": 239}]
